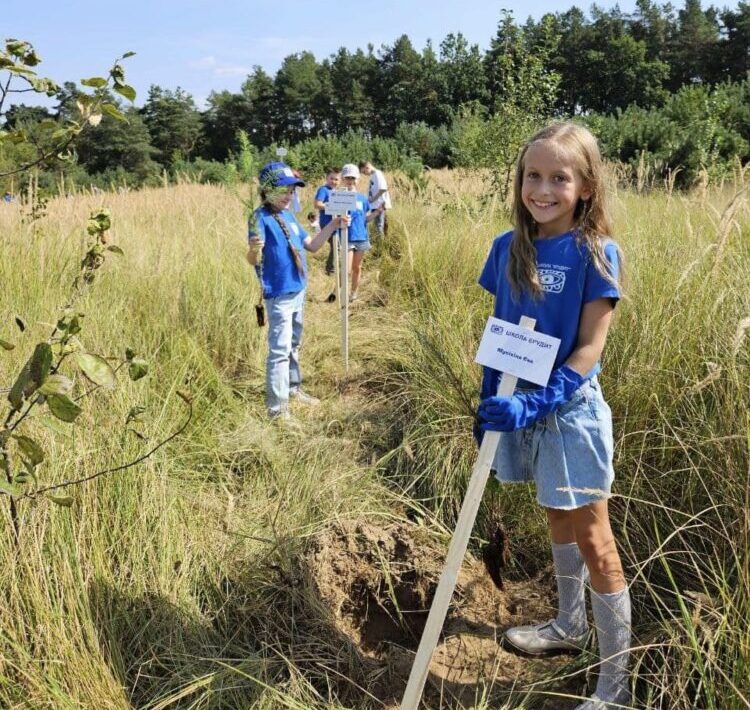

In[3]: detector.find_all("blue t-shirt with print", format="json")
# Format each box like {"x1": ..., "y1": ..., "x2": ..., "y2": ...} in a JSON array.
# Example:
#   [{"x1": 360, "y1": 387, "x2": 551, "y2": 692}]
[
  {"x1": 347, "y1": 192, "x2": 371, "y2": 243},
  {"x1": 478, "y1": 229, "x2": 620, "y2": 393},
  {"x1": 315, "y1": 185, "x2": 334, "y2": 229},
  {"x1": 249, "y1": 207, "x2": 308, "y2": 299}
]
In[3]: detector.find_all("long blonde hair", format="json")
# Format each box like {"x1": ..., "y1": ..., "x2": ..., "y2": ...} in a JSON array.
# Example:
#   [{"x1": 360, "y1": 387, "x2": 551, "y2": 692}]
[{"x1": 508, "y1": 121, "x2": 621, "y2": 298}]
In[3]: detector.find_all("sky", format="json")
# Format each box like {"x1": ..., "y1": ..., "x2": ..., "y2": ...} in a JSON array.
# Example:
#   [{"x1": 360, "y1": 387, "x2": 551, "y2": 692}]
[{"x1": 6, "y1": 0, "x2": 639, "y2": 109}]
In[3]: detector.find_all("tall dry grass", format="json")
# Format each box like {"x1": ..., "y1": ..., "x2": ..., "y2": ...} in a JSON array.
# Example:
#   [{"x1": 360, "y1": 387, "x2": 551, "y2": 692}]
[{"x1": 0, "y1": 172, "x2": 747, "y2": 708}]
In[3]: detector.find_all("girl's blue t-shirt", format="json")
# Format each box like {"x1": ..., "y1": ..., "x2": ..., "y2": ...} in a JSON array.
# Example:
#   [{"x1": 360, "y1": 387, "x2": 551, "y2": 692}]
[
  {"x1": 315, "y1": 185, "x2": 334, "y2": 229},
  {"x1": 478, "y1": 229, "x2": 620, "y2": 386},
  {"x1": 249, "y1": 207, "x2": 308, "y2": 299},
  {"x1": 347, "y1": 193, "x2": 371, "y2": 242}
]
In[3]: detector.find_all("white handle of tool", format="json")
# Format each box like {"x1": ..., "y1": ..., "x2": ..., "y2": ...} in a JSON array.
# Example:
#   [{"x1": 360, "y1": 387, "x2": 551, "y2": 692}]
[
  {"x1": 400, "y1": 315, "x2": 536, "y2": 710},
  {"x1": 340, "y1": 224, "x2": 349, "y2": 372}
]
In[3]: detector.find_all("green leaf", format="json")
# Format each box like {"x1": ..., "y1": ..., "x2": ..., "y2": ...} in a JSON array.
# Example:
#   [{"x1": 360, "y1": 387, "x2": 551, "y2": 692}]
[
  {"x1": 0, "y1": 339, "x2": 14, "y2": 351},
  {"x1": 101, "y1": 103, "x2": 127, "y2": 122},
  {"x1": 8, "y1": 366, "x2": 31, "y2": 410},
  {"x1": 80, "y1": 76, "x2": 107, "y2": 88},
  {"x1": 106, "y1": 245, "x2": 124, "y2": 255},
  {"x1": 8, "y1": 342, "x2": 52, "y2": 410},
  {"x1": 47, "y1": 394, "x2": 82, "y2": 423},
  {"x1": 0, "y1": 482, "x2": 22, "y2": 497},
  {"x1": 76, "y1": 353, "x2": 116, "y2": 389},
  {"x1": 122, "y1": 51, "x2": 136, "y2": 59},
  {"x1": 14, "y1": 435, "x2": 44, "y2": 466},
  {"x1": 39, "y1": 374, "x2": 73, "y2": 396},
  {"x1": 128, "y1": 358, "x2": 148, "y2": 382},
  {"x1": 48, "y1": 494, "x2": 74, "y2": 507},
  {"x1": 113, "y1": 83, "x2": 136, "y2": 102},
  {"x1": 29, "y1": 343, "x2": 53, "y2": 389}
]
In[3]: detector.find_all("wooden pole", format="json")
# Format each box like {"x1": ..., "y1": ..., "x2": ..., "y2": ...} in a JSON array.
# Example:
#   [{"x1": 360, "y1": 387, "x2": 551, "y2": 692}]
[
  {"x1": 333, "y1": 228, "x2": 341, "y2": 304},
  {"x1": 399, "y1": 315, "x2": 537, "y2": 710},
  {"x1": 340, "y1": 223, "x2": 349, "y2": 372}
]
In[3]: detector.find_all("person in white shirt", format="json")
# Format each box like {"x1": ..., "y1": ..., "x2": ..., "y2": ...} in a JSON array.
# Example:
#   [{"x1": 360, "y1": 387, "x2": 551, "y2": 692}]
[{"x1": 359, "y1": 161, "x2": 391, "y2": 237}]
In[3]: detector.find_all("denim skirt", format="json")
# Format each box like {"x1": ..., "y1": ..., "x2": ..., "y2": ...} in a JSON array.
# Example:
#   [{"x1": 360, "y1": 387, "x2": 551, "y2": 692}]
[{"x1": 491, "y1": 377, "x2": 615, "y2": 510}]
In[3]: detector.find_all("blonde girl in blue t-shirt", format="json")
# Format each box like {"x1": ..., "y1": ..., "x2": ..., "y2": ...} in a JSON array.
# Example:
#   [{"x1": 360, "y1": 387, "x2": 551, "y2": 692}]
[
  {"x1": 476, "y1": 122, "x2": 631, "y2": 709},
  {"x1": 340, "y1": 163, "x2": 384, "y2": 302},
  {"x1": 247, "y1": 161, "x2": 349, "y2": 420}
]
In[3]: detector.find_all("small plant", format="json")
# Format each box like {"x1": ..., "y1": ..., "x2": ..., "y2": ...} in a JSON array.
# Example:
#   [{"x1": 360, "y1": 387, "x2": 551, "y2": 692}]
[{"x1": 0, "y1": 209, "x2": 193, "y2": 542}]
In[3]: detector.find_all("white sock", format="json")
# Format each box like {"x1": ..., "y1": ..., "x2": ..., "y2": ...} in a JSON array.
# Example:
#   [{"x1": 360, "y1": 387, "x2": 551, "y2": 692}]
[
  {"x1": 591, "y1": 586, "x2": 632, "y2": 703},
  {"x1": 552, "y1": 542, "x2": 588, "y2": 636}
]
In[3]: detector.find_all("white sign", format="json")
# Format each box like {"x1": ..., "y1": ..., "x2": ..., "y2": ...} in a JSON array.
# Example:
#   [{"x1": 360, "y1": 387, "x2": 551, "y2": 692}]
[
  {"x1": 275, "y1": 147, "x2": 288, "y2": 157},
  {"x1": 474, "y1": 317, "x2": 560, "y2": 386},
  {"x1": 324, "y1": 190, "x2": 359, "y2": 215}
]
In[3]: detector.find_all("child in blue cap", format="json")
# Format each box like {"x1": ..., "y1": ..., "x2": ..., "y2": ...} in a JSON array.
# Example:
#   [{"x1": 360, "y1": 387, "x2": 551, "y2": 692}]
[
  {"x1": 247, "y1": 161, "x2": 350, "y2": 420},
  {"x1": 476, "y1": 123, "x2": 631, "y2": 709}
]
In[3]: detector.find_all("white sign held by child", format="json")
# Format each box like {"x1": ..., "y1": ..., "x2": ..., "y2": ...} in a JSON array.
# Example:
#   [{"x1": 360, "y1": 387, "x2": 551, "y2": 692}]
[
  {"x1": 475, "y1": 317, "x2": 561, "y2": 387},
  {"x1": 325, "y1": 190, "x2": 359, "y2": 215}
]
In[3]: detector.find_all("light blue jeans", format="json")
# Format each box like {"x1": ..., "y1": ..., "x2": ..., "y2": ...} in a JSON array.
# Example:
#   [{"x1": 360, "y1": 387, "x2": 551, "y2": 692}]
[{"x1": 265, "y1": 290, "x2": 305, "y2": 414}]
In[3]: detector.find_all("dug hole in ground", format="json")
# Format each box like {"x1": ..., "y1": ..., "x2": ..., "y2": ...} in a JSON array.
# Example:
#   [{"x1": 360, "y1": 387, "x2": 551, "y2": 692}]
[{"x1": 303, "y1": 519, "x2": 586, "y2": 708}]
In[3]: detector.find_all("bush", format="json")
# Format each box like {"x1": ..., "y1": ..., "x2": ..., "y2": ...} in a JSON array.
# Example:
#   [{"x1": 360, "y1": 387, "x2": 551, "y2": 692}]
[{"x1": 586, "y1": 78, "x2": 750, "y2": 187}]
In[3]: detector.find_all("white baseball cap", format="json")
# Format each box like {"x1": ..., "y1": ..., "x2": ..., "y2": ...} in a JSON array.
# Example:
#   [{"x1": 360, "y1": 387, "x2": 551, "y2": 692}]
[{"x1": 341, "y1": 163, "x2": 360, "y2": 179}]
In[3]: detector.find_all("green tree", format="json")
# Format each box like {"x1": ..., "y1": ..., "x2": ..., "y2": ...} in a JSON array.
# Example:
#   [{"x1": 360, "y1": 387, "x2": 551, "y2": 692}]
[
  {"x1": 718, "y1": 3, "x2": 750, "y2": 81},
  {"x1": 667, "y1": 0, "x2": 721, "y2": 89},
  {"x1": 372, "y1": 35, "x2": 425, "y2": 135},
  {"x1": 438, "y1": 33, "x2": 488, "y2": 115},
  {"x1": 274, "y1": 51, "x2": 322, "y2": 142},
  {"x1": 141, "y1": 85, "x2": 201, "y2": 167}
]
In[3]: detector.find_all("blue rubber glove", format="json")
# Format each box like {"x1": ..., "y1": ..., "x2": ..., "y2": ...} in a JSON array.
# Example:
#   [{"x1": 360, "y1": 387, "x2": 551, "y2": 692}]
[{"x1": 478, "y1": 365, "x2": 585, "y2": 432}]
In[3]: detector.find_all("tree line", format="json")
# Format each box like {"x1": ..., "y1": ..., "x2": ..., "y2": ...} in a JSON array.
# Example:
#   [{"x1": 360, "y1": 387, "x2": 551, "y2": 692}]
[{"x1": 2, "y1": 0, "x2": 750, "y2": 192}]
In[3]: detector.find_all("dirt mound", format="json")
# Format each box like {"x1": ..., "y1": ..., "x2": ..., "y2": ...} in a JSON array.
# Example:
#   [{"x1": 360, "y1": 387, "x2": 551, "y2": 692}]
[
  {"x1": 308, "y1": 520, "x2": 444, "y2": 652},
  {"x1": 305, "y1": 519, "x2": 581, "y2": 708}
]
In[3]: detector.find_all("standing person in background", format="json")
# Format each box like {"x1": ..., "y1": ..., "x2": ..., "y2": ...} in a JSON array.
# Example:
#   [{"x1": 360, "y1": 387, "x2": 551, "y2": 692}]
[
  {"x1": 246, "y1": 161, "x2": 350, "y2": 421},
  {"x1": 340, "y1": 163, "x2": 383, "y2": 302},
  {"x1": 359, "y1": 160, "x2": 391, "y2": 238},
  {"x1": 313, "y1": 167, "x2": 342, "y2": 302},
  {"x1": 291, "y1": 169, "x2": 303, "y2": 214}
]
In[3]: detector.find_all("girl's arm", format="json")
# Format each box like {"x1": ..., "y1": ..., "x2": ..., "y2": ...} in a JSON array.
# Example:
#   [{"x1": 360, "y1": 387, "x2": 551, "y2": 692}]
[
  {"x1": 566, "y1": 297, "x2": 616, "y2": 376},
  {"x1": 303, "y1": 215, "x2": 350, "y2": 253},
  {"x1": 365, "y1": 204, "x2": 385, "y2": 223}
]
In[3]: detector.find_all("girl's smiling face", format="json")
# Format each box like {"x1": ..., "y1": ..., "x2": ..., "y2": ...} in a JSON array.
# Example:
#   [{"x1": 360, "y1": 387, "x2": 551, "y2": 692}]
[
  {"x1": 342, "y1": 176, "x2": 357, "y2": 191},
  {"x1": 521, "y1": 140, "x2": 591, "y2": 238}
]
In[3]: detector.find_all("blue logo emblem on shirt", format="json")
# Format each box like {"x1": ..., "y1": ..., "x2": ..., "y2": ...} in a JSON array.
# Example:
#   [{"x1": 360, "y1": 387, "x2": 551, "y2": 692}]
[
  {"x1": 539, "y1": 268, "x2": 566, "y2": 294},
  {"x1": 490, "y1": 324, "x2": 504, "y2": 335}
]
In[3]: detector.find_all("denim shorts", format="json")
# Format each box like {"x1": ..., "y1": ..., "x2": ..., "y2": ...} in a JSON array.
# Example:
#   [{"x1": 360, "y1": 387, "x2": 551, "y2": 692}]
[
  {"x1": 491, "y1": 377, "x2": 615, "y2": 510},
  {"x1": 348, "y1": 240, "x2": 371, "y2": 252}
]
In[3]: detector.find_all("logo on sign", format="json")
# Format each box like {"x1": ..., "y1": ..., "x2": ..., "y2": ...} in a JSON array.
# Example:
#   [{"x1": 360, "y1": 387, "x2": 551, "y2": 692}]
[
  {"x1": 490, "y1": 324, "x2": 504, "y2": 335},
  {"x1": 539, "y1": 268, "x2": 566, "y2": 294}
]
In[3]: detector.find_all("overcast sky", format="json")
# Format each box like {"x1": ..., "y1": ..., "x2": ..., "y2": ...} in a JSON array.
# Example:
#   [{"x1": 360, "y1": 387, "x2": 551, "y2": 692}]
[{"x1": 7, "y1": 0, "x2": 639, "y2": 109}]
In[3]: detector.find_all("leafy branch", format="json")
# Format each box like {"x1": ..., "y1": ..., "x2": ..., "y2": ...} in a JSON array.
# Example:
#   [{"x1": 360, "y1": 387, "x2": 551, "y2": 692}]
[{"x1": 0, "y1": 38, "x2": 136, "y2": 178}]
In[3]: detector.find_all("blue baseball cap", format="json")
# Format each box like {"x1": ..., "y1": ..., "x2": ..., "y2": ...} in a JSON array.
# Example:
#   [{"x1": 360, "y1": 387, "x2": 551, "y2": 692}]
[{"x1": 259, "y1": 161, "x2": 305, "y2": 188}]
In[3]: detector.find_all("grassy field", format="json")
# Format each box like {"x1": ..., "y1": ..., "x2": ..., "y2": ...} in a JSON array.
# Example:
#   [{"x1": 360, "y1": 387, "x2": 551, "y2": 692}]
[{"x1": 0, "y1": 170, "x2": 748, "y2": 709}]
